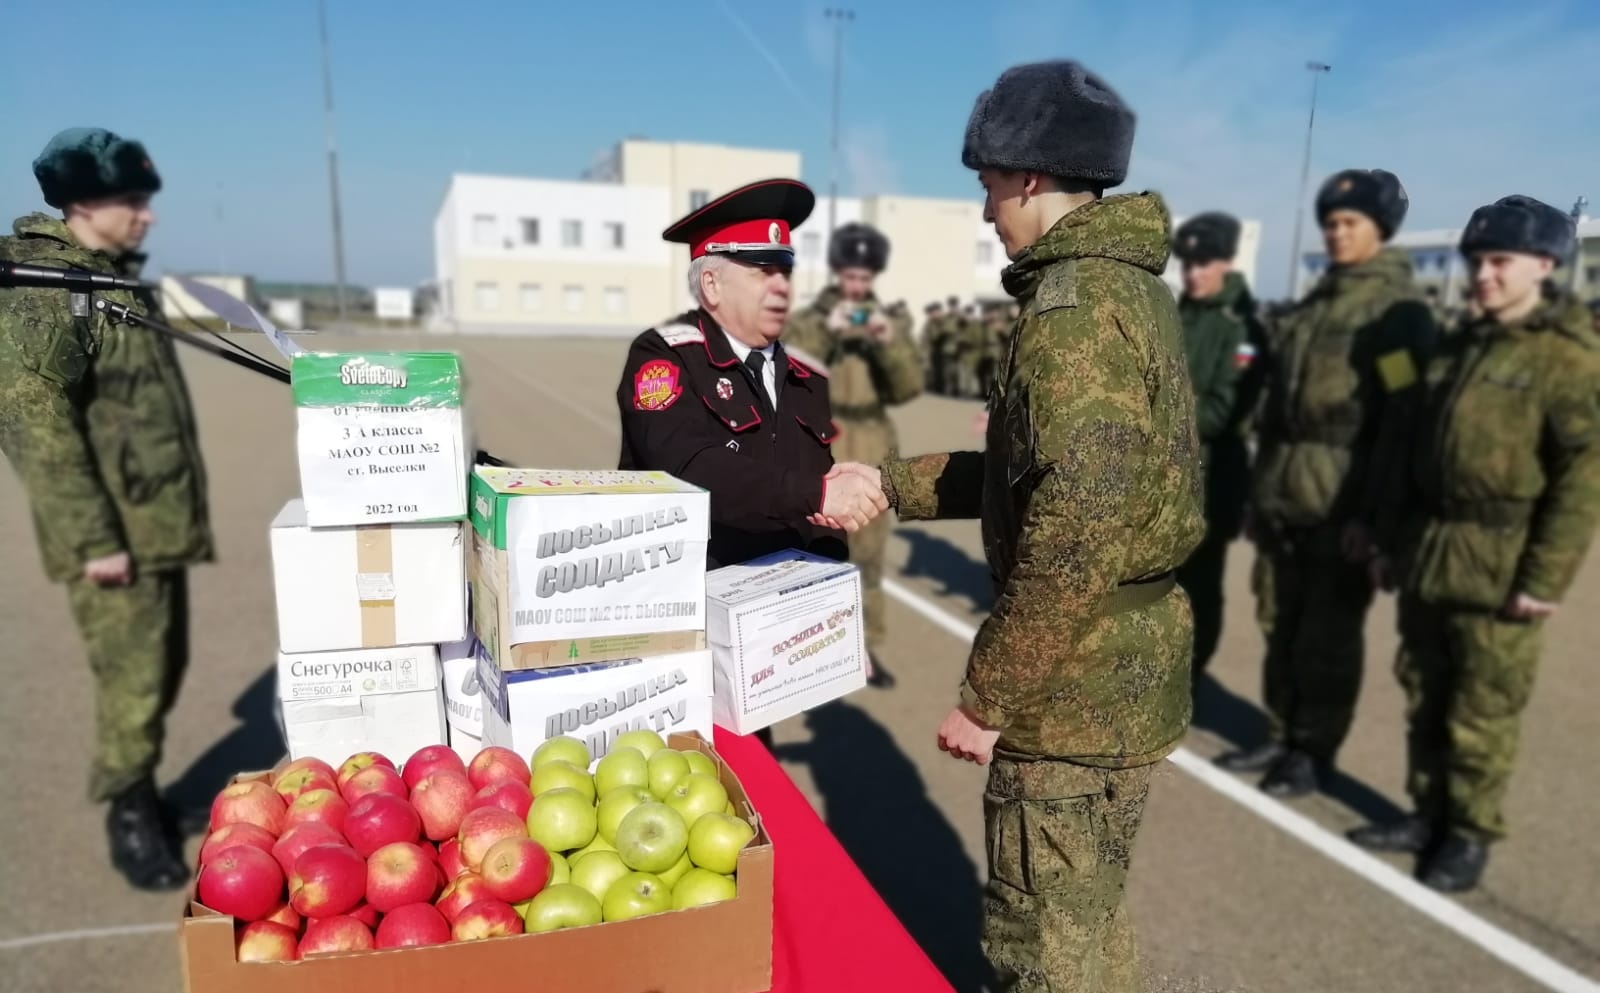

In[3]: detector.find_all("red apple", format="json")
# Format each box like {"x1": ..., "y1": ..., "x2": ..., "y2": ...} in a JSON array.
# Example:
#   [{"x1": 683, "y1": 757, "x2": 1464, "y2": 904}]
[
  {"x1": 457, "y1": 807, "x2": 528, "y2": 872},
  {"x1": 262, "y1": 902, "x2": 301, "y2": 931},
  {"x1": 344, "y1": 792, "x2": 422, "y2": 858},
  {"x1": 435, "y1": 871, "x2": 491, "y2": 924},
  {"x1": 366, "y1": 841, "x2": 440, "y2": 912},
  {"x1": 236, "y1": 920, "x2": 299, "y2": 962},
  {"x1": 438, "y1": 839, "x2": 467, "y2": 879},
  {"x1": 375, "y1": 903, "x2": 452, "y2": 949},
  {"x1": 299, "y1": 915, "x2": 373, "y2": 956},
  {"x1": 197, "y1": 845, "x2": 284, "y2": 922},
  {"x1": 402, "y1": 745, "x2": 468, "y2": 792},
  {"x1": 480, "y1": 837, "x2": 551, "y2": 904},
  {"x1": 336, "y1": 751, "x2": 396, "y2": 789},
  {"x1": 271, "y1": 823, "x2": 346, "y2": 877},
  {"x1": 471, "y1": 780, "x2": 533, "y2": 821},
  {"x1": 272, "y1": 767, "x2": 338, "y2": 805},
  {"x1": 452, "y1": 899, "x2": 524, "y2": 941},
  {"x1": 209, "y1": 781, "x2": 287, "y2": 836},
  {"x1": 283, "y1": 789, "x2": 349, "y2": 835},
  {"x1": 278, "y1": 756, "x2": 338, "y2": 783},
  {"x1": 468, "y1": 746, "x2": 531, "y2": 792},
  {"x1": 339, "y1": 765, "x2": 408, "y2": 805},
  {"x1": 347, "y1": 902, "x2": 380, "y2": 929},
  {"x1": 288, "y1": 845, "x2": 366, "y2": 919},
  {"x1": 411, "y1": 771, "x2": 474, "y2": 842},
  {"x1": 200, "y1": 823, "x2": 277, "y2": 866}
]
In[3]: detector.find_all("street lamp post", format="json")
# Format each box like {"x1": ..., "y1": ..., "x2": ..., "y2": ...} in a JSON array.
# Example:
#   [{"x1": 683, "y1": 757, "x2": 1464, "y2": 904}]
[
  {"x1": 1570, "y1": 195, "x2": 1588, "y2": 295},
  {"x1": 824, "y1": 8, "x2": 854, "y2": 247},
  {"x1": 318, "y1": 0, "x2": 349, "y2": 323},
  {"x1": 1287, "y1": 61, "x2": 1332, "y2": 301}
]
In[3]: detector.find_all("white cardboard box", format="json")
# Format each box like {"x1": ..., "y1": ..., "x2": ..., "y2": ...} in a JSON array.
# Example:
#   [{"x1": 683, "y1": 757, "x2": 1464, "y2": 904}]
[
  {"x1": 706, "y1": 551, "x2": 867, "y2": 734},
  {"x1": 440, "y1": 637, "x2": 483, "y2": 737},
  {"x1": 448, "y1": 726, "x2": 483, "y2": 765},
  {"x1": 469, "y1": 467, "x2": 710, "y2": 669},
  {"x1": 270, "y1": 499, "x2": 467, "y2": 654},
  {"x1": 477, "y1": 647, "x2": 714, "y2": 763},
  {"x1": 276, "y1": 645, "x2": 447, "y2": 765}
]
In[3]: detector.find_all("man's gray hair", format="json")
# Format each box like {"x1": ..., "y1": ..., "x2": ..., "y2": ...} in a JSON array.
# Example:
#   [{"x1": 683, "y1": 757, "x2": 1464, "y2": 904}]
[{"x1": 688, "y1": 254, "x2": 730, "y2": 307}]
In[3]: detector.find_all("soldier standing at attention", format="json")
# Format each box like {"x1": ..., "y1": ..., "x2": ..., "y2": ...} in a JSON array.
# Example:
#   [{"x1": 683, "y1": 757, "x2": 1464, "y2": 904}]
[
  {"x1": 1216, "y1": 169, "x2": 1435, "y2": 797},
  {"x1": 920, "y1": 299, "x2": 946, "y2": 390},
  {"x1": 0, "y1": 128, "x2": 213, "y2": 890},
  {"x1": 1351, "y1": 197, "x2": 1600, "y2": 892},
  {"x1": 783, "y1": 223, "x2": 923, "y2": 687},
  {"x1": 1171, "y1": 212, "x2": 1267, "y2": 680},
  {"x1": 824, "y1": 61, "x2": 1202, "y2": 992}
]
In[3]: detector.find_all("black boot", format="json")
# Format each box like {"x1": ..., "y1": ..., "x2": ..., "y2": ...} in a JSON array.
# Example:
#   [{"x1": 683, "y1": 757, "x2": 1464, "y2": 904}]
[
  {"x1": 1419, "y1": 833, "x2": 1489, "y2": 893},
  {"x1": 1260, "y1": 749, "x2": 1324, "y2": 798},
  {"x1": 107, "y1": 778, "x2": 189, "y2": 892},
  {"x1": 1349, "y1": 815, "x2": 1435, "y2": 853},
  {"x1": 1215, "y1": 741, "x2": 1287, "y2": 773},
  {"x1": 866, "y1": 652, "x2": 896, "y2": 689}
]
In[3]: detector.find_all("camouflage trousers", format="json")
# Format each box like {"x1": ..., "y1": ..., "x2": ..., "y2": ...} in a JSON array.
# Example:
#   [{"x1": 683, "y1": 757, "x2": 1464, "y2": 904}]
[
  {"x1": 1255, "y1": 536, "x2": 1375, "y2": 760},
  {"x1": 65, "y1": 568, "x2": 190, "y2": 802},
  {"x1": 1395, "y1": 595, "x2": 1543, "y2": 841},
  {"x1": 836, "y1": 414, "x2": 894, "y2": 657},
  {"x1": 1175, "y1": 524, "x2": 1230, "y2": 674},
  {"x1": 982, "y1": 756, "x2": 1152, "y2": 993}
]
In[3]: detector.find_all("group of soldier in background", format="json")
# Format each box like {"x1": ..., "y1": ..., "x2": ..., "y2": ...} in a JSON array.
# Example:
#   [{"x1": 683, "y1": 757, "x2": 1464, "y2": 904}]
[{"x1": 920, "y1": 296, "x2": 1020, "y2": 400}]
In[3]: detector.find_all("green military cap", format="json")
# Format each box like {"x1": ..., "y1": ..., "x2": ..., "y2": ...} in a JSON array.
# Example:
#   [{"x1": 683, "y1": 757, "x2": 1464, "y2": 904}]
[{"x1": 32, "y1": 127, "x2": 162, "y2": 209}]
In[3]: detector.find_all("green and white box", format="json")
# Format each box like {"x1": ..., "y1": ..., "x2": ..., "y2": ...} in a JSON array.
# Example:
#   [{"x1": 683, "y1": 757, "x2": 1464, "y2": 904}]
[{"x1": 293, "y1": 351, "x2": 468, "y2": 527}]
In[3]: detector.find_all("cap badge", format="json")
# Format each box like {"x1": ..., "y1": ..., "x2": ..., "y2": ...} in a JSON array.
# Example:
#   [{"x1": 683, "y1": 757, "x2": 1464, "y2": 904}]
[
  {"x1": 716, "y1": 377, "x2": 735, "y2": 400},
  {"x1": 768, "y1": 222, "x2": 781, "y2": 243}
]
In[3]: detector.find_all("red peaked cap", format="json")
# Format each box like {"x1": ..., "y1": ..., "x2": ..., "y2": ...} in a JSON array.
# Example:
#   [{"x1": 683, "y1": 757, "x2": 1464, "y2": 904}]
[{"x1": 662, "y1": 178, "x2": 816, "y2": 265}]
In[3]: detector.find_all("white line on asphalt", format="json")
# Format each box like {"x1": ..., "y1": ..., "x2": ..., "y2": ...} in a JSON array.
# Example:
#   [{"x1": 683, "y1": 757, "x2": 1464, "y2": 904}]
[
  {"x1": 880, "y1": 577, "x2": 1600, "y2": 993},
  {"x1": 0, "y1": 922, "x2": 172, "y2": 953}
]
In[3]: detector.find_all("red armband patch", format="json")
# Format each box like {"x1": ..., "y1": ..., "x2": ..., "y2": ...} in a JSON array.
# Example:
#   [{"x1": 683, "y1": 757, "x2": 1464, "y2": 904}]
[{"x1": 634, "y1": 359, "x2": 683, "y2": 411}]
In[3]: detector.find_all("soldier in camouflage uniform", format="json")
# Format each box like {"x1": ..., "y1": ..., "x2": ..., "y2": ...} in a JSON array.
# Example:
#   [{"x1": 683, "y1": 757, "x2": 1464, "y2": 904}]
[
  {"x1": 1172, "y1": 213, "x2": 1268, "y2": 679},
  {"x1": 937, "y1": 295, "x2": 965, "y2": 395},
  {"x1": 920, "y1": 300, "x2": 945, "y2": 388},
  {"x1": 1217, "y1": 170, "x2": 1435, "y2": 798},
  {"x1": 1350, "y1": 197, "x2": 1600, "y2": 892},
  {"x1": 0, "y1": 129, "x2": 212, "y2": 890},
  {"x1": 783, "y1": 222, "x2": 923, "y2": 686},
  {"x1": 827, "y1": 61, "x2": 1203, "y2": 992}
]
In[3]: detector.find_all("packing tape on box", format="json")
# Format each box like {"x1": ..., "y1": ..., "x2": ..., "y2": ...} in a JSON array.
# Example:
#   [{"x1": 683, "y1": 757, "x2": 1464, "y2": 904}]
[{"x1": 354, "y1": 526, "x2": 397, "y2": 647}]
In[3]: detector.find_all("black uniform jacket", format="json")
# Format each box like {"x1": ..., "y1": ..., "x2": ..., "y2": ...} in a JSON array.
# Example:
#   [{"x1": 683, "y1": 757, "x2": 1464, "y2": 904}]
[{"x1": 617, "y1": 309, "x2": 848, "y2": 568}]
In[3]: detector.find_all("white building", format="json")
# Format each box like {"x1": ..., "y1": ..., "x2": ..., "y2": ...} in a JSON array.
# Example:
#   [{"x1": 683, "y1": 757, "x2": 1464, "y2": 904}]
[{"x1": 432, "y1": 138, "x2": 1262, "y2": 335}]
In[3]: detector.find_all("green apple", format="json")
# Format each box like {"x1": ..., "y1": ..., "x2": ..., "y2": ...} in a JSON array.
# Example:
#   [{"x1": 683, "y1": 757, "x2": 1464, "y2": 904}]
[
  {"x1": 665, "y1": 773, "x2": 728, "y2": 830},
  {"x1": 672, "y1": 867, "x2": 737, "y2": 910},
  {"x1": 680, "y1": 749, "x2": 717, "y2": 779},
  {"x1": 688, "y1": 812, "x2": 755, "y2": 875},
  {"x1": 658, "y1": 851, "x2": 693, "y2": 888},
  {"x1": 601, "y1": 871, "x2": 671, "y2": 922},
  {"x1": 597, "y1": 786, "x2": 654, "y2": 843},
  {"x1": 646, "y1": 749, "x2": 690, "y2": 799},
  {"x1": 594, "y1": 747, "x2": 648, "y2": 796},
  {"x1": 526, "y1": 787, "x2": 597, "y2": 852},
  {"x1": 612, "y1": 729, "x2": 666, "y2": 760},
  {"x1": 568, "y1": 833, "x2": 617, "y2": 864},
  {"x1": 521, "y1": 883, "x2": 602, "y2": 933},
  {"x1": 614, "y1": 802, "x2": 688, "y2": 874},
  {"x1": 569, "y1": 850, "x2": 630, "y2": 903},
  {"x1": 532, "y1": 736, "x2": 591, "y2": 770},
  {"x1": 546, "y1": 852, "x2": 570, "y2": 887},
  {"x1": 530, "y1": 759, "x2": 597, "y2": 802},
  {"x1": 724, "y1": 800, "x2": 737, "y2": 816}
]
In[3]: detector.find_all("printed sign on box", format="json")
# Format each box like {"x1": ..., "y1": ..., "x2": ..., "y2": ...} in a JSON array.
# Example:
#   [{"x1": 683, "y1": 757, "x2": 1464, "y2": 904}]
[
  {"x1": 275, "y1": 645, "x2": 447, "y2": 765},
  {"x1": 440, "y1": 637, "x2": 482, "y2": 736},
  {"x1": 706, "y1": 550, "x2": 867, "y2": 734}
]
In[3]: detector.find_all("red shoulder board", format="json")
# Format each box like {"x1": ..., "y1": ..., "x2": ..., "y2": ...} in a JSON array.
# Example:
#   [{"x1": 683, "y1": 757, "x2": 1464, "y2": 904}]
[{"x1": 785, "y1": 345, "x2": 828, "y2": 378}]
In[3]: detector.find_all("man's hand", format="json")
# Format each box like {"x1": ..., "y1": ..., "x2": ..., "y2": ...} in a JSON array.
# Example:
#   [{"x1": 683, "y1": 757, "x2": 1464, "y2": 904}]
[
  {"x1": 808, "y1": 463, "x2": 887, "y2": 532},
  {"x1": 865, "y1": 311, "x2": 893, "y2": 343},
  {"x1": 972, "y1": 409, "x2": 990, "y2": 436},
  {"x1": 937, "y1": 706, "x2": 1001, "y2": 765},
  {"x1": 84, "y1": 551, "x2": 132, "y2": 587},
  {"x1": 826, "y1": 301, "x2": 854, "y2": 334},
  {"x1": 1504, "y1": 591, "x2": 1557, "y2": 620}
]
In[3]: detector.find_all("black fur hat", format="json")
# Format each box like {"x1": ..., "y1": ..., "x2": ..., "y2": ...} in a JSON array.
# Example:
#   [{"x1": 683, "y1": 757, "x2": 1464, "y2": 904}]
[
  {"x1": 1173, "y1": 212, "x2": 1241, "y2": 263},
  {"x1": 828, "y1": 222, "x2": 889, "y2": 272},
  {"x1": 1458, "y1": 195, "x2": 1575, "y2": 261},
  {"x1": 962, "y1": 60, "x2": 1135, "y2": 187},
  {"x1": 33, "y1": 127, "x2": 161, "y2": 209},
  {"x1": 1316, "y1": 169, "x2": 1408, "y2": 239}
]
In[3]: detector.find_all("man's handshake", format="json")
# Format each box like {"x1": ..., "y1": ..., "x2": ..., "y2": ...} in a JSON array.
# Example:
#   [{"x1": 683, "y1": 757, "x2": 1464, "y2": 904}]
[{"x1": 809, "y1": 462, "x2": 889, "y2": 533}]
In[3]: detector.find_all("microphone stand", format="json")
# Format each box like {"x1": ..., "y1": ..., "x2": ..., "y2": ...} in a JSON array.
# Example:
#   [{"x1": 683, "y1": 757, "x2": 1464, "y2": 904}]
[{"x1": 92, "y1": 295, "x2": 290, "y2": 384}]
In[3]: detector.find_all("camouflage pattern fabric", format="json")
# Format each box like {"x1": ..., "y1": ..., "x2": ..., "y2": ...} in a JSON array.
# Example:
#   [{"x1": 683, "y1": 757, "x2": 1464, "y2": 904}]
[
  {"x1": 983, "y1": 757, "x2": 1150, "y2": 993},
  {"x1": 66, "y1": 569, "x2": 189, "y2": 802}
]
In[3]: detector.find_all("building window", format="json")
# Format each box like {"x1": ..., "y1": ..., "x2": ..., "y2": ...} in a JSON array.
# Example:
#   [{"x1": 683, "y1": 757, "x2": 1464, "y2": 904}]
[
  {"x1": 976, "y1": 241, "x2": 993, "y2": 266},
  {"x1": 604, "y1": 286, "x2": 627, "y2": 315},
  {"x1": 519, "y1": 283, "x2": 543, "y2": 312},
  {"x1": 472, "y1": 214, "x2": 497, "y2": 248},
  {"x1": 1587, "y1": 265, "x2": 1600, "y2": 286},
  {"x1": 801, "y1": 232, "x2": 821, "y2": 261},
  {"x1": 520, "y1": 218, "x2": 540, "y2": 245},
  {"x1": 475, "y1": 282, "x2": 499, "y2": 312},
  {"x1": 689, "y1": 189, "x2": 710, "y2": 211},
  {"x1": 562, "y1": 220, "x2": 583, "y2": 248},
  {"x1": 604, "y1": 222, "x2": 625, "y2": 250},
  {"x1": 563, "y1": 285, "x2": 585, "y2": 313}
]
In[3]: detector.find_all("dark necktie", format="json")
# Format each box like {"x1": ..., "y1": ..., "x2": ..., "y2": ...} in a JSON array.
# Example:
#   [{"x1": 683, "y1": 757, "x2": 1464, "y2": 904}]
[{"x1": 744, "y1": 349, "x2": 772, "y2": 411}]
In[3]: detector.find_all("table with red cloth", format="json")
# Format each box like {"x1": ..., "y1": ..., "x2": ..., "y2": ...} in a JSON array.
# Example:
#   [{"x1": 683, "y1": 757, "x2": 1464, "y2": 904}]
[{"x1": 713, "y1": 727, "x2": 957, "y2": 993}]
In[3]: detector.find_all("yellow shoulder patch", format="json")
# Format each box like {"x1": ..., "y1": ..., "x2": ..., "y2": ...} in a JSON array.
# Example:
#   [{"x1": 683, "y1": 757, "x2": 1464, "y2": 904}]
[{"x1": 1376, "y1": 349, "x2": 1417, "y2": 392}]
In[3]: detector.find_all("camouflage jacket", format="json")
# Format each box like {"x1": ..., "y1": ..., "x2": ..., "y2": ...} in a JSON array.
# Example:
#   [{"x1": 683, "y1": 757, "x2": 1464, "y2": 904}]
[
  {"x1": 1182, "y1": 271, "x2": 1267, "y2": 535},
  {"x1": 0, "y1": 213, "x2": 212, "y2": 582},
  {"x1": 1252, "y1": 248, "x2": 1434, "y2": 535},
  {"x1": 782, "y1": 285, "x2": 922, "y2": 417},
  {"x1": 1383, "y1": 291, "x2": 1600, "y2": 608},
  {"x1": 883, "y1": 193, "x2": 1204, "y2": 765}
]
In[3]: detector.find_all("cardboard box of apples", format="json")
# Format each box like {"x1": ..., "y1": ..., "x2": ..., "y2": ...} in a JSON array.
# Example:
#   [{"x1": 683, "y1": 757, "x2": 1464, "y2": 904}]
[{"x1": 180, "y1": 731, "x2": 773, "y2": 993}]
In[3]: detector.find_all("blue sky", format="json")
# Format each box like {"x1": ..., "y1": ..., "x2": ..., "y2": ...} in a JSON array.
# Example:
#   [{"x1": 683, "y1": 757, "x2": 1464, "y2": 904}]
[{"x1": 5, "y1": 0, "x2": 1596, "y2": 297}]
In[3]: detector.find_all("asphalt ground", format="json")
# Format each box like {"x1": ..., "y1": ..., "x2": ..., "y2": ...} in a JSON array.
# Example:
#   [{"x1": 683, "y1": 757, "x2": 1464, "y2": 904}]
[{"x1": 1, "y1": 331, "x2": 1596, "y2": 993}]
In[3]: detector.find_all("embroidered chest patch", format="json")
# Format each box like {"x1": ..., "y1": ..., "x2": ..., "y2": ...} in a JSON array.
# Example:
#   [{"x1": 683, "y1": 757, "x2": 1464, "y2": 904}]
[{"x1": 634, "y1": 359, "x2": 683, "y2": 411}]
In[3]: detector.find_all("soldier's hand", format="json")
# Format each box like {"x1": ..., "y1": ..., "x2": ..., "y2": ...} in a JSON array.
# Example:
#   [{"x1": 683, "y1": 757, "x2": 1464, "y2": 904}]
[
  {"x1": 1504, "y1": 592, "x2": 1557, "y2": 620},
  {"x1": 972, "y1": 410, "x2": 990, "y2": 436},
  {"x1": 865, "y1": 312, "x2": 892, "y2": 343},
  {"x1": 938, "y1": 706, "x2": 1001, "y2": 765},
  {"x1": 84, "y1": 551, "x2": 132, "y2": 586},
  {"x1": 826, "y1": 302, "x2": 854, "y2": 333}
]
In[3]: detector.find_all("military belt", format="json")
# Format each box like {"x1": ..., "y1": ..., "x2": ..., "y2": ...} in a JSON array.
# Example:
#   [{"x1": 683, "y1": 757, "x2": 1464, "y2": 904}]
[
  {"x1": 833, "y1": 402, "x2": 888, "y2": 421},
  {"x1": 1434, "y1": 500, "x2": 1533, "y2": 528},
  {"x1": 1100, "y1": 571, "x2": 1177, "y2": 615}
]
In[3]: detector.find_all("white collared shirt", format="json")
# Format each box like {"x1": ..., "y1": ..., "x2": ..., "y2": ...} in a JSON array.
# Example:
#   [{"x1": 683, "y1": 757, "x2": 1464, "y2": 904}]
[{"x1": 721, "y1": 330, "x2": 779, "y2": 409}]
